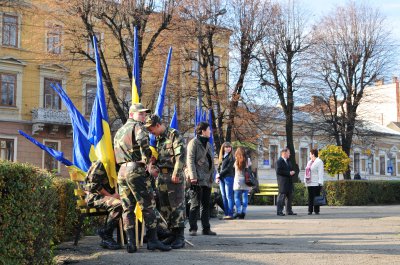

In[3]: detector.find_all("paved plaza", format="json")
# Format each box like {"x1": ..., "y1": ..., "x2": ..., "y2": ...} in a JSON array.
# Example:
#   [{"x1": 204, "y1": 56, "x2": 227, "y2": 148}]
[{"x1": 55, "y1": 205, "x2": 400, "y2": 265}]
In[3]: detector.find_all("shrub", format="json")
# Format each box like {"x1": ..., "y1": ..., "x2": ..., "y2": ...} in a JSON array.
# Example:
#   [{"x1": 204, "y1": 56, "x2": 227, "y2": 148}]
[{"x1": 0, "y1": 160, "x2": 57, "y2": 265}]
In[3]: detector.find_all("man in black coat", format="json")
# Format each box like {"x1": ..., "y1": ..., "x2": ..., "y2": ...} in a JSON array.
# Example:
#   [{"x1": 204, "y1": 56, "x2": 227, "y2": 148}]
[{"x1": 276, "y1": 148, "x2": 297, "y2": 216}]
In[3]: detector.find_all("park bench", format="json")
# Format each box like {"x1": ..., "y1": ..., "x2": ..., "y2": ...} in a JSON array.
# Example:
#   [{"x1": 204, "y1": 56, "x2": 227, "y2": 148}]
[
  {"x1": 69, "y1": 168, "x2": 109, "y2": 246},
  {"x1": 253, "y1": 183, "x2": 279, "y2": 205}
]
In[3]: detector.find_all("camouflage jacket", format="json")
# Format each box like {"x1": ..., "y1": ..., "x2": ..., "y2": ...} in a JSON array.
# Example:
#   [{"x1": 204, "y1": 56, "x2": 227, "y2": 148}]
[
  {"x1": 156, "y1": 127, "x2": 186, "y2": 177},
  {"x1": 114, "y1": 119, "x2": 152, "y2": 165},
  {"x1": 85, "y1": 160, "x2": 114, "y2": 194}
]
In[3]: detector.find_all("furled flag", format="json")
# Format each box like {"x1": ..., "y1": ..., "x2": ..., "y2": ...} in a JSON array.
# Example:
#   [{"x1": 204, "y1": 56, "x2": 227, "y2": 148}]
[
  {"x1": 170, "y1": 105, "x2": 178, "y2": 130},
  {"x1": 132, "y1": 26, "x2": 140, "y2": 104},
  {"x1": 88, "y1": 36, "x2": 118, "y2": 187}
]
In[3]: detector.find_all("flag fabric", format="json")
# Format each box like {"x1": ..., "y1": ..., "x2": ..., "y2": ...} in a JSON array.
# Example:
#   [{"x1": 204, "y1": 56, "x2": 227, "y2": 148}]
[
  {"x1": 170, "y1": 105, "x2": 178, "y2": 129},
  {"x1": 134, "y1": 202, "x2": 143, "y2": 222},
  {"x1": 208, "y1": 109, "x2": 214, "y2": 155},
  {"x1": 66, "y1": 165, "x2": 87, "y2": 181},
  {"x1": 150, "y1": 47, "x2": 173, "y2": 150},
  {"x1": 154, "y1": 47, "x2": 172, "y2": 118},
  {"x1": 132, "y1": 26, "x2": 140, "y2": 104},
  {"x1": 51, "y1": 84, "x2": 96, "y2": 172},
  {"x1": 18, "y1": 130, "x2": 73, "y2": 166},
  {"x1": 88, "y1": 36, "x2": 118, "y2": 187}
]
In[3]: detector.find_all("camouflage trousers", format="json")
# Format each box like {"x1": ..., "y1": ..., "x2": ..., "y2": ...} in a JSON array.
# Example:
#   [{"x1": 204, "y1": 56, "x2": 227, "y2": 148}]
[
  {"x1": 118, "y1": 164, "x2": 157, "y2": 230},
  {"x1": 157, "y1": 171, "x2": 186, "y2": 229},
  {"x1": 86, "y1": 193, "x2": 122, "y2": 225}
]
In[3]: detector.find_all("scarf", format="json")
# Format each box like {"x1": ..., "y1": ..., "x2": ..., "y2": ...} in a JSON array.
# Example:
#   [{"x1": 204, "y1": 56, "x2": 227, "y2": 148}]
[{"x1": 305, "y1": 159, "x2": 314, "y2": 183}]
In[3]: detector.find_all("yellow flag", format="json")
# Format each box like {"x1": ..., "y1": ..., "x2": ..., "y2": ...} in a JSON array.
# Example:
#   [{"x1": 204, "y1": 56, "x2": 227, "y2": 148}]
[
  {"x1": 66, "y1": 165, "x2": 86, "y2": 182},
  {"x1": 134, "y1": 202, "x2": 143, "y2": 222},
  {"x1": 132, "y1": 76, "x2": 140, "y2": 104}
]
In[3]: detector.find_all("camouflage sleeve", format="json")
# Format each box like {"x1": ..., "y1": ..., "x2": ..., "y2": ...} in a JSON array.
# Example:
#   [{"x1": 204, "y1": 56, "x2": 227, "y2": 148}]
[
  {"x1": 135, "y1": 124, "x2": 152, "y2": 162},
  {"x1": 171, "y1": 130, "x2": 186, "y2": 177},
  {"x1": 85, "y1": 161, "x2": 106, "y2": 193}
]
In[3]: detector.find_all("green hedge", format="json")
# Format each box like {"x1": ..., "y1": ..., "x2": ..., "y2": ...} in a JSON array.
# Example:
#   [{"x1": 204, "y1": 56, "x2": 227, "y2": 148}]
[
  {"x1": 0, "y1": 160, "x2": 105, "y2": 265},
  {"x1": 250, "y1": 181, "x2": 400, "y2": 206},
  {"x1": 0, "y1": 161, "x2": 58, "y2": 265}
]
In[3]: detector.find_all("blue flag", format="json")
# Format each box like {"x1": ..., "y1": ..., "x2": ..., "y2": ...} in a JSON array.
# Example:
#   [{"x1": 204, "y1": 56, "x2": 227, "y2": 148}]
[
  {"x1": 18, "y1": 130, "x2": 73, "y2": 166},
  {"x1": 170, "y1": 105, "x2": 178, "y2": 129},
  {"x1": 51, "y1": 84, "x2": 95, "y2": 172}
]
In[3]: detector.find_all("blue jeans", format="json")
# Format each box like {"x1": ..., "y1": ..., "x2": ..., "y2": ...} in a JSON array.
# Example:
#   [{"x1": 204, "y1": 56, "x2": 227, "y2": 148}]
[
  {"x1": 219, "y1": 176, "x2": 234, "y2": 217},
  {"x1": 234, "y1": 190, "x2": 249, "y2": 214}
]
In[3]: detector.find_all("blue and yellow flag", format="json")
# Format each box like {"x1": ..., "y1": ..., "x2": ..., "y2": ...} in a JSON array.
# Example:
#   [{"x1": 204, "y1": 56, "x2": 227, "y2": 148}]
[
  {"x1": 132, "y1": 26, "x2": 140, "y2": 104},
  {"x1": 18, "y1": 130, "x2": 73, "y2": 166},
  {"x1": 88, "y1": 36, "x2": 118, "y2": 187},
  {"x1": 51, "y1": 84, "x2": 96, "y2": 172}
]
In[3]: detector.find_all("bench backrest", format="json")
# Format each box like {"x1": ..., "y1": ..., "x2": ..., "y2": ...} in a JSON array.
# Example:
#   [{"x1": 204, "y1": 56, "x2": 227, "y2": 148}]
[{"x1": 258, "y1": 183, "x2": 279, "y2": 194}]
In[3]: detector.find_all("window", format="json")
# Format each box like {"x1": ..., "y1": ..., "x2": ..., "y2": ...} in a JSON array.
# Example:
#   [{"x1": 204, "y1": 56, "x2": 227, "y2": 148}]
[
  {"x1": 300, "y1": 147, "x2": 308, "y2": 170},
  {"x1": 0, "y1": 73, "x2": 16, "y2": 106},
  {"x1": 0, "y1": 138, "x2": 14, "y2": 161},
  {"x1": 367, "y1": 155, "x2": 374, "y2": 174},
  {"x1": 270, "y1": 145, "x2": 278, "y2": 169},
  {"x1": 44, "y1": 141, "x2": 58, "y2": 172},
  {"x1": 389, "y1": 157, "x2": 396, "y2": 176},
  {"x1": 47, "y1": 25, "x2": 62, "y2": 54},
  {"x1": 211, "y1": 55, "x2": 220, "y2": 80},
  {"x1": 353, "y1": 153, "x2": 360, "y2": 174},
  {"x1": 379, "y1": 156, "x2": 385, "y2": 175},
  {"x1": 2, "y1": 15, "x2": 18, "y2": 47},
  {"x1": 191, "y1": 51, "x2": 199, "y2": 77},
  {"x1": 44, "y1": 78, "x2": 61, "y2": 109},
  {"x1": 85, "y1": 84, "x2": 96, "y2": 115}
]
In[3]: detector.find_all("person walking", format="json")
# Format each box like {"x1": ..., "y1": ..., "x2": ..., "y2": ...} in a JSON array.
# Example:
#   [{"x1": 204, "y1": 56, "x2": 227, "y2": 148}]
[
  {"x1": 114, "y1": 103, "x2": 171, "y2": 253},
  {"x1": 144, "y1": 114, "x2": 186, "y2": 249},
  {"x1": 276, "y1": 148, "x2": 297, "y2": 216},
  {"x1": 186, "y1": 122, "x2": 217, "y2": 236},
  {"x1": 304, "y1": 148, "x2": 324, "y2": 215},
  {"x1": 233, "y1": 147, "x2": 251, "y2": 219},
  {"x1": 216, "y1": 142, "x2": 235, "y2": 220}
]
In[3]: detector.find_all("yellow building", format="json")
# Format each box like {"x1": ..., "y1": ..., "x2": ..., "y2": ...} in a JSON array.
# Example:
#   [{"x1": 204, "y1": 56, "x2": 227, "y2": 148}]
[{"x1": 0, "y1": 1, "x2": 230, "y2": 176}]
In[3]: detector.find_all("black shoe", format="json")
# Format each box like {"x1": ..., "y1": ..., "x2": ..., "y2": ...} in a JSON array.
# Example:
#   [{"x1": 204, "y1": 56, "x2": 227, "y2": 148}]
[
  {"x1": 202, "y1": 229, "x2": 217, "y2": 236},
  {"x1": 287, "y1": 212, "x2": 297, "y2": 215},
  {"x1": 126, "y1": 243, "x2": 137, "y2": 253},
  {"x1": 125, "y1": 228, "x2": 137, "y2": 253},
  {"x1": 238, "y1": 213, "x2": 245, "y2": 219},
  {"x1": 315, "y1": 212, "x2": 320, "y2": 215},
  {"x1": 147, "y1": 240, "x2": 172, "y2": 251},
  {"x1": 233, "y1": 213, "x2": 240, "y2": 219},
  {"x1": 308, "y1": 212, "x2": 312, "y2": 215},
  {"x1": 100, "y1": 238, "x2": 121, "y2": 250},
  {"x1": 277, "y1": 213, "x2": 285, "y2": 216}
]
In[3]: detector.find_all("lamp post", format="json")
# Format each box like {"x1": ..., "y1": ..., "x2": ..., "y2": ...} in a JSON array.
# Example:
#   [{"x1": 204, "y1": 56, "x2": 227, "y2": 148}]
[{"x1": 196, "y1": 8, "x2": 226, "y2": 111}]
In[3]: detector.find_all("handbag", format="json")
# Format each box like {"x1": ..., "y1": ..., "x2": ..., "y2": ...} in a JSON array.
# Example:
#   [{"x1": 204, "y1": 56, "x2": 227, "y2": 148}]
[
  {"x1": 313, "y1": 190, "x2": 327, "y2": 206},
  {"x1": 244, "y1": 168, "x2": 256, "y2": 187}
]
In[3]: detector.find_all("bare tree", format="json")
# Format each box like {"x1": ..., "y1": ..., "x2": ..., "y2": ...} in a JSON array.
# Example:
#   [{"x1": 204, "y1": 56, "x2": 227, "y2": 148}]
[
  {"x1": 309, "y1": 1, "x2": 395, "y2": 178},
  {"x1": 225, "y1": 0, "x2": 272, "y2": 144},
  {"x1": 56, "y1": 0, "x2": 177, "y2": 123},
  {"x1": 258, "y1": 0, "x2": 311, "y2": 180}
]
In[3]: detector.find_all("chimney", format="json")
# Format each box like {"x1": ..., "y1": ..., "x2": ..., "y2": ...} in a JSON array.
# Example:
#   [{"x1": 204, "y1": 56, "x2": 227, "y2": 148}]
[{"x1": 393, "y1": 76, "x2": 398, "y2": 83}]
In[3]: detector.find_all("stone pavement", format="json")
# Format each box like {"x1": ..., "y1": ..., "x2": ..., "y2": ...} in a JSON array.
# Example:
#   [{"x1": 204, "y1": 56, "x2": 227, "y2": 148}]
[{"x1": 55, "y1": 205, "x2": 400, "y2": 265}]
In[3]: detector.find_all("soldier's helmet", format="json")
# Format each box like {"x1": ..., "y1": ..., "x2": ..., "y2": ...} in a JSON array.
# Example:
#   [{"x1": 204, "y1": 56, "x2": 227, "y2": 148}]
[
  {"x1": 144, "y1": 114, "x2": 162, "y2": 128},
  {"x1": 129, "y1": 103, "x2": 151, "y2": 115}
]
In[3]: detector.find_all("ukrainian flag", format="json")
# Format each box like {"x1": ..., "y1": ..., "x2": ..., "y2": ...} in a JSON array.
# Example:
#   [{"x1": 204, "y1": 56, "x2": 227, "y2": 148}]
[
  {"x1": 88, "y1": 36, "x2": 118, "y2": 187},
  {"x1": 132, "y1": 26, "x2": 140, "y2": 104}
]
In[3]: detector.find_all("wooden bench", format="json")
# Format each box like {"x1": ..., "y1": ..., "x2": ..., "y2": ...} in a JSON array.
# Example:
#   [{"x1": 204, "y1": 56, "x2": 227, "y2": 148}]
[
  {"x1": 253, "y1": 183, "x2": 279, "y2": 205},
  {"x1": 68, "y1": 167, "x2": 108, "y2": 246}
]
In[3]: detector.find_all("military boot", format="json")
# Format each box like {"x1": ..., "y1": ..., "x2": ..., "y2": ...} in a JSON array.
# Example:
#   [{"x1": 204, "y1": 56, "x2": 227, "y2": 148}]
[
  {"x1": 147, "y1": 228, "x2": 172, "y2": 251},
  {"x1": 99, "y1": 221, "x2": 121, "y2": 250},
  {"x1": 126, "y1": 228, "x2": 137, "y2": 253},
  {"x1": 170, "y1": 227, "x2": 185, "y2": 249}
]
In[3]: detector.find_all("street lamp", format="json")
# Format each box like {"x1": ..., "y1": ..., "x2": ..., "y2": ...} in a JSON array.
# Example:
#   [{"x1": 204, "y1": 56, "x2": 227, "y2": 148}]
[{"x1": 196, "y1": 8, "x2": 226, "y2": 111}]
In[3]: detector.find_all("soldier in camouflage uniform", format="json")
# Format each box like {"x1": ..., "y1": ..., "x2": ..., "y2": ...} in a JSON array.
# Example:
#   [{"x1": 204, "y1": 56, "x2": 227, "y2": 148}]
[
  {"x1": 85, "y1": 160, "x2": 122, "y2": 250},
  {"x1": 145, "y1": 114, "x2": 186, "y2": 249},
  {"x1": 114, "y1": 103, "x2": 171, "y2": 253}
]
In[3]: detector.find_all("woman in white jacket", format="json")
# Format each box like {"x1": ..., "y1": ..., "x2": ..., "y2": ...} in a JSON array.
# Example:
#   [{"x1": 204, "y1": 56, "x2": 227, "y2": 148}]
[{"x1": 304, "y1": 149, "x2": 324, "y2": 215}]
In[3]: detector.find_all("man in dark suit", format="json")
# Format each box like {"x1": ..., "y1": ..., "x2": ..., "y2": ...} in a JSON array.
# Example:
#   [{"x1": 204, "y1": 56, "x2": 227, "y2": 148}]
[{"x1": 276, "y1": 148, "x2": 297, "y2": 216}]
